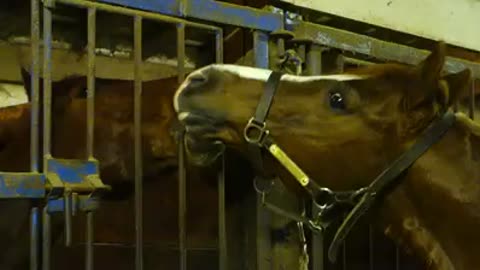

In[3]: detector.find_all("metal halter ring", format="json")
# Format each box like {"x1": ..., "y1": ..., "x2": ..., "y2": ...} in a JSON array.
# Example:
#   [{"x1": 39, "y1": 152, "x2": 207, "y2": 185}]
[{"x1": 243, "y1": 117, "x2": 269, "y2": 145}]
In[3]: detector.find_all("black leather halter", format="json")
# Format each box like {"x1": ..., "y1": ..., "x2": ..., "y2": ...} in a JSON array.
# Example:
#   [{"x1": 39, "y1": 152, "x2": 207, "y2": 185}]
[{"x1": 243, "y1": 71, "x2": 456, "y2": 262}]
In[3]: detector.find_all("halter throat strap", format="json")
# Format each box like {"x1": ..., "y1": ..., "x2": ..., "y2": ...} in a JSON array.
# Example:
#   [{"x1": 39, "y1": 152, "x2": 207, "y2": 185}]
[{"x1": 327, "y1": 111, "x2": 456, "y2": 261}]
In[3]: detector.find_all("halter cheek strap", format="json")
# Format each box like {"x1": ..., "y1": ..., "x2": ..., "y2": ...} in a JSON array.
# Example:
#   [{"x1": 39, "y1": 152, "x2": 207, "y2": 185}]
[{"x1": 243, "y1": 71, "x2": 456, "y2": 263}]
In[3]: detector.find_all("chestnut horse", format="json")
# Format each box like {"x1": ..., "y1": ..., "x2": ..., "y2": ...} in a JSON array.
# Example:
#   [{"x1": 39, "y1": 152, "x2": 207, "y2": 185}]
[
  {"x1": 0, "y1": 73, "x2": 253, "y2": 270},
  {"x1": 174, "y1": 42, "x2": 480, "y2": 270}
]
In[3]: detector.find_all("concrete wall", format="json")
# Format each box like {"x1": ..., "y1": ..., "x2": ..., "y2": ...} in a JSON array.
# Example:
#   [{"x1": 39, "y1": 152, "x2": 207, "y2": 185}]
[{"x1": 279, "y1": 0, "x2": 480, "y2": 52}]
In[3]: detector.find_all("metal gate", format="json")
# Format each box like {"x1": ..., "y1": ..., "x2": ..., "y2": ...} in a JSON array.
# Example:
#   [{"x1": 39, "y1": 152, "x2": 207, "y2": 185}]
[{"x1": 0, "y1": 1, "x2": 478, "y2": 270}]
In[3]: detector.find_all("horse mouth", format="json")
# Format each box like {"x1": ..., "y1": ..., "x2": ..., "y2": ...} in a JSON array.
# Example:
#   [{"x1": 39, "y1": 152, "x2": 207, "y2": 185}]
[{"x1": 178, "y1": 112, "x2": 226, "y2": 166}]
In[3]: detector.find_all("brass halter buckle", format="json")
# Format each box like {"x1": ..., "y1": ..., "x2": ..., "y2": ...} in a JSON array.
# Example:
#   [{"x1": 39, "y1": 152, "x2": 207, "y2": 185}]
[{"x1": 243, "y1": 117, "x2": 270, "y2": 146}]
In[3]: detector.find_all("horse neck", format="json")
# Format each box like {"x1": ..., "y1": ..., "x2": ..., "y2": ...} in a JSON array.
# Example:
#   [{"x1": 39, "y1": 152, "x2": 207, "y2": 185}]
[{"x1": 377, "y1": 120, "x2": 480, "y2": 270}]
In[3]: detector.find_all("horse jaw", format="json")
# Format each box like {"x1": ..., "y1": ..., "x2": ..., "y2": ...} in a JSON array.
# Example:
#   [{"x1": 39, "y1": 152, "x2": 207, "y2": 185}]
[{"x1": 183, "y1": 134, "x2": 225, "y2": 167}]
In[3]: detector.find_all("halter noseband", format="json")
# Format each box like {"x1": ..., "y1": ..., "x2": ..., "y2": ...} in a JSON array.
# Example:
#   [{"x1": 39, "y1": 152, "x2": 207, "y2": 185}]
[{"x1": 243, "y1": 71, "x2": 456, "y2": 262}]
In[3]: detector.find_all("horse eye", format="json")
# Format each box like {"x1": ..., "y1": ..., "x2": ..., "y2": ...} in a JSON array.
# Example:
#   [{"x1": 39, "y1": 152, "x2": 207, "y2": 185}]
[{"x1": 329, "y1": 92, "x2": 346, "y2": 111}]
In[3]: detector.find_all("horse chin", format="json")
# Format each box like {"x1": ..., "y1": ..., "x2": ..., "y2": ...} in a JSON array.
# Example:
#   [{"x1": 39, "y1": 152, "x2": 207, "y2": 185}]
[{"x1": 184, "y1": 134, "x2": 225, "y2": 167}]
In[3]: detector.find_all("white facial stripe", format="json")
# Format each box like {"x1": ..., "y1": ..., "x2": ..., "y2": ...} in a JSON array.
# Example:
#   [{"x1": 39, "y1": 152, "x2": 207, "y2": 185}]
[
  {"x1": 173, "y1": 63, "x2": 369, "y2": 113},
  {"x1": 178, "y1": 112, "x2": 190, "y2": 121},
  {"x1": 210, "y1": 64, "x2": 368, "y2": 82}
]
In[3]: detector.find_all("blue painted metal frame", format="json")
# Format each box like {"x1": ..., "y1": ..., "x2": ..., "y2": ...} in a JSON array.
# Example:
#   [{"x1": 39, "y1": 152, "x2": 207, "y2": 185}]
[
  {"x1": 0, "y1": 173, "x2": 45, "y2": 198},
  {"x1": 97, "y1": 0, "x2": 283, "y2": 31}
]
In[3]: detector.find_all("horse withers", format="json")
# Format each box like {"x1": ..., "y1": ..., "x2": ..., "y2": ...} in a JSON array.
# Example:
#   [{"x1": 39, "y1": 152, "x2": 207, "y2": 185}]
[{"x1": 173, "y1": 41, "x2": 480, "y2": 270}]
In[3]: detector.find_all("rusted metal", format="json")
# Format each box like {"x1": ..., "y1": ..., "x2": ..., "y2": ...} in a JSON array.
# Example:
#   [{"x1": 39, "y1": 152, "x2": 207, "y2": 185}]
[
  {"x1": 134, "y1": 14, "x2": 144, "y2": 270},
  {"x1": 177, "y1": 22, "x2": 187, "y2": 270},
  {"x1": 293, "y1": 21, "x2": 480, "y2": 78}
]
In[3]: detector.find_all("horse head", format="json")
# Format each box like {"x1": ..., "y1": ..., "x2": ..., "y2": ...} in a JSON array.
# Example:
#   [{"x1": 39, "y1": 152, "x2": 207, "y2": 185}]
[{"x1": 174, "y1": 41, "x2": 480, "y2": 269}]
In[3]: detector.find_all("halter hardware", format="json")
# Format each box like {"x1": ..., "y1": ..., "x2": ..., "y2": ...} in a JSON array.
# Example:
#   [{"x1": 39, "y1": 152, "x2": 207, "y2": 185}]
[
  {"x1": 243, "y1": 70, "x2": 456, "y2": 263},
  {"x1": 243, "y1": 117, "x2": 269, "y2": 145}
]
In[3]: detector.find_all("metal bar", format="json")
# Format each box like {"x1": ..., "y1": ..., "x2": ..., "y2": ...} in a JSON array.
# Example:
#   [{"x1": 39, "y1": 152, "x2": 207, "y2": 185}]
[
  {"x1": 215, "y1": 28, "x2": 227, "y2": 270},
  {"x1": 42, "y1": 0, "x2": 53, "y2": 171},
  {"x1": 30, "y1": 0, "x2": 40, "y2": 173},
  {"x1": 86, "y1": 8, "x2": 96, "y2": 270},
  {"x1": 369, "y1": 225, "x2": 374, "y2": 270},
  {"x1": 184, "y1": 0, "x2": 283, "y2": 31},
  {"x1": 343, "y1": 57, "x2": 375, "y2": 66},
  {"x1": 469, "y1": 80, "x2": 476, "y2": 120},
  {"x1": 293, "y1": 21, "x2": 480, "y2": 78},
  {"x1": 64, "y1": 192, "x2": 72, "y2": 246},
  {"x1": 177, "y1": 22, "x2": 187, "y2": 270},
  {"x1": 85, "y1": 211, "x2": 94, "y2": 270},
  {"x1": 42, "y1": 206, "x2": 51, "y2": 270},
  {"x1": 216, "y1": 30, "x2": 224, "y2": 64},
  {"x1": 96, "y1": 0, "x2": 283, "y2": 31},
  {"x1": 87, "y1": 6, "x2": 96, "y2": 159},
  {"x1": 134, "y1": 15, "x2": 144, "y2": 270},
  {"x1": 253, "y1": 30, "x2": 272, "y2": 270},
  {"x1": 218, "y1": 155, "x2": 227, "y2": 270},
  {"x1": 55, "y1": 0, "x2": 220, "y2": 31},
  {"x1": 30, "y1": 207, "x2": 39, "y2": 270},
  {"x1": 395, "y1": 245, "x2": 400, "y2": 270}
]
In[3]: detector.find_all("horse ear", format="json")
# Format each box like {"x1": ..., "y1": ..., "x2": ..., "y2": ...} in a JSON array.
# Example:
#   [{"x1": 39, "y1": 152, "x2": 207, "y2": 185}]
[
  {"x1": 415, "y1": 41, "x2": 446, "y2": 85},
  {"x1": 441, "y1": 69, "x2": 472, "y2": 108}
]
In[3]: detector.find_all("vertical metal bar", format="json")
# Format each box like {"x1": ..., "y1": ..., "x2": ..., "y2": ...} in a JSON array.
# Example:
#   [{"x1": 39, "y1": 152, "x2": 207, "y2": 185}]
[
  {"x1": 30, "y1": 0, "x2": 40, "y2": 173},
  {"x1": 42, "y1": 0, "x2": 53, "y2": 171},
  {"x1": 369, "y1": 225, "x2": 374, "y2": 270},
  {"x1": 342, "y1": 217, "x2": 347, "y2": 270},
  {"x1": 86, "y1": 7, "x2": 96, "y2": 270},
  {"x1": 42, "y1": 4, "x2": 53, "y2": 270},
  {"x1": 253, "y1": 30, "x2": 272, "y2": 270},
  {"x1": 64, "y1": 192, "x2": 72, "y2": 246},
  {"x1": 30, "y1": 1, "x2": 40, "y2": 269},
  {"x1": 218, "y1": 155, "x2": 227, "y2": 270},
  {"x1": 469, "y1": 79, "x2": 476, "y2": 120},
  {"x1": 395, "y1": 244, "x2": 400, "y2": 270},
  {"x1": 177, "y1": 22, "x2": 187, "y2": 270},
  {"x1": 85, "y1": 211, "x2": 94, "y2": 270},
  {"x1": 30, "y1": 207, "x2": 39, "y2": 270},
  {"x1": 87, "y1": 7, "x2": 96, "y2": 159},
  {"x1": 215, "y1": 28, "x2": 227, "y2": 270},
  {"x1": 215, "y1": 29, "x2": 224, "y2": 64},
  {"x1": 134, "y1": 15, "x2": 144, "y2": 270},
  {"x1": 42, "y1": 206, "x2": 51, "y2": 270},
  {"x1": 306, "y1": 44, "x2": 324, "y2": 270}
]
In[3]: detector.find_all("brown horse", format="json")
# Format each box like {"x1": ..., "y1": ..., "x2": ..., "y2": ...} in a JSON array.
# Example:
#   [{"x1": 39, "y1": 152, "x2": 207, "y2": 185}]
[
  {"x1": 0, "y1": 72, "x2": 254, "y2": 270},
  {"x1": 174, "y1": 42, "x2": 480, "y2": 270}
]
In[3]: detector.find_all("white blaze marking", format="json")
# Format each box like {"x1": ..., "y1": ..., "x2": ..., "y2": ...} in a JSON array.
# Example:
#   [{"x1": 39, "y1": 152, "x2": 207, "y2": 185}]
[
  {"x1": 210, "y1": 64, "x2": 368, "y2": 82},
  {"x1": 178, "y1": 112, "x2": 190, "y2": 121},
  {"x1": 173, "y1": 64, "x2": 369, "y2": 113}
]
